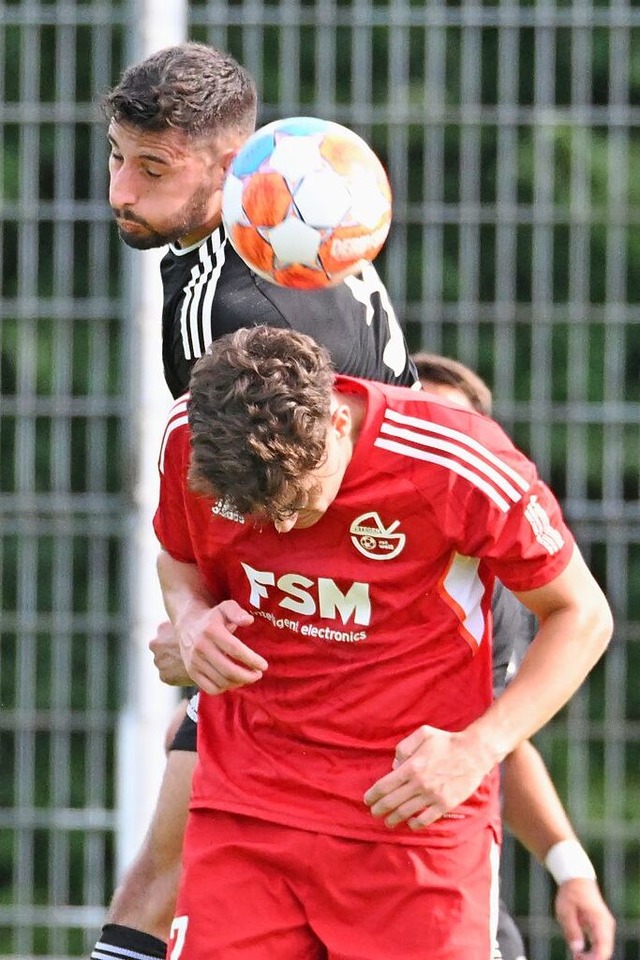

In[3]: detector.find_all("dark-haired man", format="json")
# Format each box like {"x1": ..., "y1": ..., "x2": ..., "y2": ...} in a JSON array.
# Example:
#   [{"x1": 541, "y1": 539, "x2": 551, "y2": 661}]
[{"x1": 94, "y1": 38, "x2": 418, "y2": 960}]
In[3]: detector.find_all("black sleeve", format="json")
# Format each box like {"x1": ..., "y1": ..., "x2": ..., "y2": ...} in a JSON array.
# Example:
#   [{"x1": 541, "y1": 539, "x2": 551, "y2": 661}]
[{"x1": 491, "y1": 580, "x2": 536, "y2": 697}]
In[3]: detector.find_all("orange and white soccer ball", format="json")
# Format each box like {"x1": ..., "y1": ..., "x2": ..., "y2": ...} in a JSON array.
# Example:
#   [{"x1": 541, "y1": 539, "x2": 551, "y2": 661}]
[{"x1": 221, "y1": 116, "x2": 392, "y2": 289}]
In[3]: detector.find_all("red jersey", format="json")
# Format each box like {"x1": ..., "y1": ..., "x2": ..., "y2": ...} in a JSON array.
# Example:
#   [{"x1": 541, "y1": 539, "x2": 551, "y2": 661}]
[{"x1": 154, "y1": 376, "x2": 574, "y2": 846}]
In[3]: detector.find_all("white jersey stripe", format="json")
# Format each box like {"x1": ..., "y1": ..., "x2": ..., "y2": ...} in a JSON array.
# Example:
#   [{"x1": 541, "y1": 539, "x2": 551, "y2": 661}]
[
  {"x1": 524, "y1": 496, "x2": 564, "y2": 555},
  {"x1": 374, "y1": 436, "x2": 512, "y2": 511},
  {"x1": 188, "y1": 243, "x2": 212, "y2": 357},
  {"x1": 179, "y1": 262, "x2": 200, "y2": 361},
  {"x1": 489, "y1": 839, "x2": 503, "y2": 960},
  {"x1": 201, "y1": 237, "x2": 226, "y2": 353},
  {"x1": 383, "y1": 408, "x2": 530, "y2": 493},
  {"x1": 439, "y1": 553, "x2": 486, "y2": 649},
  {"x1": 179, "y1": 233, "x2": 225, "y2": 361},
  {"x1": 159, "y1": 398, "x2": 189, "y2": 474},
  {"x1": 92, "y1": 944, "x2": 157, "y2": 960},
  {"x1": 379, "y1": 421, "x2": 525, "y2": 505}
]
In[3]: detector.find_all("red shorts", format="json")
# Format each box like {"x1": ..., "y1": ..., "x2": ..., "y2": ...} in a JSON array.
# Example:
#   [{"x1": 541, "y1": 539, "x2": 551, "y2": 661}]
[{"x1": 168, "y1": 810, "x2": 500, "y2": 960}]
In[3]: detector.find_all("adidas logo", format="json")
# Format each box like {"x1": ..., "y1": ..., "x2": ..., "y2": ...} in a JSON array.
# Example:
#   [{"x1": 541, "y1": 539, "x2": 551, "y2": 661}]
[{"x1": 211, "y1": 497, "x2": 245, "y2": 524}]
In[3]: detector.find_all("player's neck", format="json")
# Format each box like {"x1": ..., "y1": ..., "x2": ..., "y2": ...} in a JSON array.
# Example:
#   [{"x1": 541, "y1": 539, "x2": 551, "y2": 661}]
[{"x1": 177, "y1": 213, "x2": 223, "y2": 250}]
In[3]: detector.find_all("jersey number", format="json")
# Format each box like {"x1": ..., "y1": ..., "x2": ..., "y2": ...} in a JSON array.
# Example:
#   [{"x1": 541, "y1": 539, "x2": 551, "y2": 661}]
[
  {"x1": 344, "y1": 262, "x2": 408, "y2": 377},
  {"x1": 169, "y1": 916, "x2": 189, "y2": 960}
]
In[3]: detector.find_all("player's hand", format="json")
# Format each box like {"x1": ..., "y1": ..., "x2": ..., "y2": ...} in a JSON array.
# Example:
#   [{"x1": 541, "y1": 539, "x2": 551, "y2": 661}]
[
  {"x1": 149, "y1": 620, "x2": 192, "y2": 686},
  {"x1": 363, "y1": 724, "x2": 494, "y2": 829},
  {"x1": 555, "y1": 878, "x2": 616, "y2": 960},
  {"x1": 177, "y1": 600, "x2": 267, "y2": 695}
]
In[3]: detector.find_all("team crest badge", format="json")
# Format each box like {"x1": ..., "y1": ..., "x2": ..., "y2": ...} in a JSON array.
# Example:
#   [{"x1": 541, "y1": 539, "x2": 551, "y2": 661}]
[{"x1": 350, "y1": 512, "x2": 406, "y2": 560}]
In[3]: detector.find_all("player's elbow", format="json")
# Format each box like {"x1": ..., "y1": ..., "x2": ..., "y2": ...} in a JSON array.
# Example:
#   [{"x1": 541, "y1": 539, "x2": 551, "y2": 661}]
[{"x1": 582, "y1": 590, "x2": 614, "y2": 661}]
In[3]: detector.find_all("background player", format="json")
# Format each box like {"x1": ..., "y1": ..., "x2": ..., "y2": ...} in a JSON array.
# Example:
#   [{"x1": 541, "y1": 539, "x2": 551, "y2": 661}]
[
  {"x1": 155, "y1": 325, "x2": 612, "y2": 960},
  {"x1": 413, "y1": 353, "x2": 615, "y2": 960}
]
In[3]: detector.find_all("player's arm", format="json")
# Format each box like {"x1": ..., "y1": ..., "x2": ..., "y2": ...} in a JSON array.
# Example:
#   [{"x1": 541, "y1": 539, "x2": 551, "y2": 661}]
[
  {"x1": 503, "y1": 740, "x2": 591, "y2": 863},
  {"x1": 491, "y1": 585, "x2": 614, "y2": 958},
  {"x1": 157, "y1": 549, "x2": 267, "y2": 695},
  {"x1": 503, "y1": 741, "x2": 615, "y2": 960},
  {"x1": 364, "y1": 547, "x2": 613, "y2": 829},
  {"x1": 477, "y1": 546, "x2": 612, "y2": 763}
]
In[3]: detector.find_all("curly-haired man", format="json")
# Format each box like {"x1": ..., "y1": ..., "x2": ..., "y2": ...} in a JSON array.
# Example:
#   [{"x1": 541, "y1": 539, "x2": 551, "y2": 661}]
[{"x1": 154, "y1": 325, "x2": 612, "y2": 960}]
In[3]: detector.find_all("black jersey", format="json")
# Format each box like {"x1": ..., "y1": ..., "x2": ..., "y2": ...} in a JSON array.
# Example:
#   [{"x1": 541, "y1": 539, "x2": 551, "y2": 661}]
[
  {"x1": 160, "y1": 225, "x2": 418, "y2": 399},
  {"x1": 491, "y1": 580, "x2": 535, "y2": 697}
]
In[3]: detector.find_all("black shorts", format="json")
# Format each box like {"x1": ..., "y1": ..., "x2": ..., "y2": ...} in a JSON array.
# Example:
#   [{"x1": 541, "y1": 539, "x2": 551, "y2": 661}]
[
  {"x1": 169, "y1": 688, "x2": 198, "y2": 752},
  {"x1": 497, "y1": 898, "x2": 527, "y2": 960}
]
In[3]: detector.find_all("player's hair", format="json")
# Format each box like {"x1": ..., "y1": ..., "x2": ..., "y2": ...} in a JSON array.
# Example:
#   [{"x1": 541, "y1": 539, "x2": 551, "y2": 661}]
[
  {"x1": 412, "y1": 352, "x2": 493, "y2": 416},
  {"x1": 188, "y1": 327, "x2": 335, "y2": 519},
  {"x1": 104, "y1": 42, "x2": 258, "y2": 140}
]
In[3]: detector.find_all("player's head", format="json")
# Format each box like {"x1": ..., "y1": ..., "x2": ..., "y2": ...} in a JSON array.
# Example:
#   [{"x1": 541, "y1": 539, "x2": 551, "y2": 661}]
[
  {"x1": 105, "y1": 42, "x2": 257, "y2": 139},
  {"x1": 105, "y1": 42, "x2": 258, "y2": 249},
  {"x1": 412, "y1": 352, "x2": 493, "y2": 415},
  {"x1": 188, "y1": 327, "x2": 357, "y2": 533}
]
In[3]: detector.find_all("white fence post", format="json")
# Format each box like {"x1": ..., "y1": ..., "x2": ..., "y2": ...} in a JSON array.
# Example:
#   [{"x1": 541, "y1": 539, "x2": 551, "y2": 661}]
[{"x1": 116, "y1": 0, "x2": 189, "y2": 879}]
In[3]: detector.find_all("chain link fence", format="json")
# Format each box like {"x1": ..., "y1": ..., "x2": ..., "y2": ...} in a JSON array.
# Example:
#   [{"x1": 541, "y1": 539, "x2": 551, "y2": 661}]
[{"x1": 0, "y1": 1, "x2": 638, "y2": 957}]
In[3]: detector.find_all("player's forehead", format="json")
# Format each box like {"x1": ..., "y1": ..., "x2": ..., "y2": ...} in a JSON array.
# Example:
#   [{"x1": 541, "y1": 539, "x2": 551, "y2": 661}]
[
  {"x1": 421, "y1": 381, "x2": 475, "y2": 413},
  {"x1": 107, "y1": 118, "x2": 200, "y2": 164}
]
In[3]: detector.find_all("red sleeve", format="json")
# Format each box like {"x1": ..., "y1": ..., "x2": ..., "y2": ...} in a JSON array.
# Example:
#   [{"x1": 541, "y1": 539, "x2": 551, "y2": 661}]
[
  {"x1": 153, "y1": 397, "x2": 197, "y2": 564},
  {"x1": 440, "y1": 414, "x2": 575, "y2": 592}
]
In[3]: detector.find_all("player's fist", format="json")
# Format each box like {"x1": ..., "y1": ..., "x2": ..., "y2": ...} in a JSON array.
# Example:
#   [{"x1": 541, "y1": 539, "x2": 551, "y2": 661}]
[
  {"x1": 149, "y1": 620, "x2": 192, "y2": 686},
  {"x1": 364, "y1": 724, "x2": 494, "y2": 829},
  {"x1": 177, "y1": 599, "x2": 267, "y2": 695}
]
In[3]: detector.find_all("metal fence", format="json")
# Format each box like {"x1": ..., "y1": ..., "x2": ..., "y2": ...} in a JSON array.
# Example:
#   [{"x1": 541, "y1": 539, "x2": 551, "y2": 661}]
[{"x1": 0, "y1": 1, "x2": 638, "y2": 958}]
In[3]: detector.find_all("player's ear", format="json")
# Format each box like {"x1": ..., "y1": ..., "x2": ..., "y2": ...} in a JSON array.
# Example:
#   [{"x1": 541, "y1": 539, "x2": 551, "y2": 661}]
[
  {"x1": 213, "y1": 142, "x2": 244, "y2": 195},
  {"x1": 218, "y1": 131, "x2": 248, "y2": 175},
  {"x1": 331, "y1": 403, "x2": 351, "y2": 439},
  {"x1": 218, "y1": 146, "x2": 237, "y2": 176},
  {"x1": 205, "y1": 138, "x2": 241, "y2": 191}
]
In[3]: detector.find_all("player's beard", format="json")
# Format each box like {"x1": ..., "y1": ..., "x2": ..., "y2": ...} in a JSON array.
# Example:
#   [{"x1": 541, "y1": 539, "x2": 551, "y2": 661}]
[{"x1": 113, "y1": 180, "x2": 214, "y2": 250}]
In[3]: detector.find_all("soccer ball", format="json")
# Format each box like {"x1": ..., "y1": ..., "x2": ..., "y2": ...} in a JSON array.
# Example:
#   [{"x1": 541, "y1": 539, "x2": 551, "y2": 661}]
[{"x1": 221, "y1": 116, "x2": 392, "y2": 289}]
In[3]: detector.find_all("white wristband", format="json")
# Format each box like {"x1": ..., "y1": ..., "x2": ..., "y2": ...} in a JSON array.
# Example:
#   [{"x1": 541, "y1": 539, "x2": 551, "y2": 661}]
[{"x1": 544, "y1": 839, "x2": 597, "y2": 885}]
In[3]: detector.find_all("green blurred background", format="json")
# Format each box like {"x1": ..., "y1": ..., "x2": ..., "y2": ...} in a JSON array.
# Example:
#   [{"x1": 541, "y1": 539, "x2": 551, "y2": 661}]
[{"x1": 0, "y1": 1, "x2": 639, "y2": 957}]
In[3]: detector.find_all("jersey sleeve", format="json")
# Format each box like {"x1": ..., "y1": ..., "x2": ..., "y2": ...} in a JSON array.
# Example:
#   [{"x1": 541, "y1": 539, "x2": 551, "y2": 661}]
[
  {"x1": 153, "y1": 396, "x2": 197, "y2": 564},
  {"x1": 440, "y1": 413, "x2": 576, "y2": 593}
]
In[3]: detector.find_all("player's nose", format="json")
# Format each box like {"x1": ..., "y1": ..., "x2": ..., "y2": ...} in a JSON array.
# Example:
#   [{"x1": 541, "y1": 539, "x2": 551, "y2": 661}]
[
  {"x1": 274, "y1": 514, "x2": 298, "y2": 533},
  {"x1": 109, "y1": 164, "x2": 138, "y2": 208}
]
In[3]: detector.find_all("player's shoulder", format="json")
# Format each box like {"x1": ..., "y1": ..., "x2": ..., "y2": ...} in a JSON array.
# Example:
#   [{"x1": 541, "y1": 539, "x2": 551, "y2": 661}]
[
  {"x1": 158, "y1": 392, "x2": 190, "y2": 475},
  {"x1": 379, "y1": 380, "x2": 502, "y2": 444},
  {"x1": 338, "y1": 374, "x2": 497, "y2": 442},
  {"x1": 377, "y1": 379, "x2": 494, "y2": 427},
  {"x1": 253, "y1": 260, "x2": 389, "y2": 318},
  {"x1": 357, "y1": 377, "x2": 536, "y2": 503}
]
